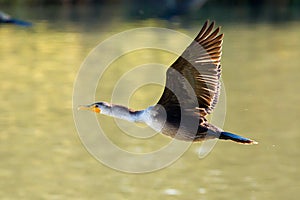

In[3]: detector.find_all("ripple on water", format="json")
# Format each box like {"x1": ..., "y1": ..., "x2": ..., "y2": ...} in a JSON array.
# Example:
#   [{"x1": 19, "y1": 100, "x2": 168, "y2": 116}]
[
  {"x1": 163, "y1": 188, "x2": 181, "y2": 196},
  {"x1": 198, "y1": 187, "x2": 207, "y2": 194}
]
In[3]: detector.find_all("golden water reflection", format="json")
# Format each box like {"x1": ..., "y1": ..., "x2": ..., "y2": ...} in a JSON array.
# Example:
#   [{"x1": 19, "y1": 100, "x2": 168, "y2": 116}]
[{"x1": 0, "y1": 21, "x2": 300, "y2": 199}]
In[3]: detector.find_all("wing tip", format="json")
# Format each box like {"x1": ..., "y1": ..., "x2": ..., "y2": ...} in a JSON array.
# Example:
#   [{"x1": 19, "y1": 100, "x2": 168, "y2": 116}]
[{"x1": 197, "y1": 20, "x2": 222, "y2": 42}]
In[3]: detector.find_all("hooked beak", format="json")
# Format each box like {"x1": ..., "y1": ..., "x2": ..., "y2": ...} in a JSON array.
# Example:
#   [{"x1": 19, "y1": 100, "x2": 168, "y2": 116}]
[{"x1": 78, "y1": 105, "x2": 101, "y2": 113}]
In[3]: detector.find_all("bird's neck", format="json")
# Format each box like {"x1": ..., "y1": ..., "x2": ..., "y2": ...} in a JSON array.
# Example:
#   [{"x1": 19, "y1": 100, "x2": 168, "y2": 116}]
[
  {"x1": 101, "y1": 104, "x2": 149, "y2": 123},
  {"x1": 101, "y1": 103, "x2": 165, "y2": 132}
]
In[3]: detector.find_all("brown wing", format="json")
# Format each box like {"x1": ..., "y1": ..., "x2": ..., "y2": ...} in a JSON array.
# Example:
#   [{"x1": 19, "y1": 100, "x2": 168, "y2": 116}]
[{"x1": 157, "y1": 20, "x2": 223, "y2": 117}]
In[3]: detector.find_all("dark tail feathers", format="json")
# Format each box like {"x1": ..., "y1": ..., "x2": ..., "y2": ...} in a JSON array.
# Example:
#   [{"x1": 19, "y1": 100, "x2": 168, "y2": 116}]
[{"x1": 220, "y1": 132, "x2": 258, "y2": 145}]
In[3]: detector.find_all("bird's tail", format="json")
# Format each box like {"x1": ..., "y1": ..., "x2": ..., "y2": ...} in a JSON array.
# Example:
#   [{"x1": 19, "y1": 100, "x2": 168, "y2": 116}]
[{"x1": 220, "y1": 132, "x2": 258, "y2": 145}]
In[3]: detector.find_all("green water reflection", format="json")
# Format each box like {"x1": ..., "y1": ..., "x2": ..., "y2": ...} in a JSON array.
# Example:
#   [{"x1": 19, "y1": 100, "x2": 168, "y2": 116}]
[{"x1": 1, "y1": 13, "x2": 300, "y2": 200}]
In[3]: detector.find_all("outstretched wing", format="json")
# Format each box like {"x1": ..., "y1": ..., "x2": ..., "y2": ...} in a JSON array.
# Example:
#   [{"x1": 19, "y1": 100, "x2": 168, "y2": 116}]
[{"x1": 157, "y1": 20, "x2": 223, "y2": 117}]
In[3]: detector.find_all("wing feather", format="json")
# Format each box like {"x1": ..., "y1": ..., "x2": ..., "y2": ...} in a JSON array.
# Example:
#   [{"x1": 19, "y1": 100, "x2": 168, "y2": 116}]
[{"x1": 157, "y1": 20, "x2": 223, "y2": 117}]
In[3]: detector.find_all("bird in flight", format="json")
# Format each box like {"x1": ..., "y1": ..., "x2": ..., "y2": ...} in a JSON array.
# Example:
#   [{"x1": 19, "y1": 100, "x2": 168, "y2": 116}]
[
  {"x1": 79, "y1": 20, "x2": 257, "y2": 145},
  {"x1": 0, "y1": 11, "x2": 32, "y2": 26}
]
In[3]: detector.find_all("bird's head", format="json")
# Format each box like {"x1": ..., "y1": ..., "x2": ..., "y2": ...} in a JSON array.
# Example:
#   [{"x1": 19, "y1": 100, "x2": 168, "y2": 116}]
[{"x1": 78, "y1": 102, "x2": 110, "y2": 114}]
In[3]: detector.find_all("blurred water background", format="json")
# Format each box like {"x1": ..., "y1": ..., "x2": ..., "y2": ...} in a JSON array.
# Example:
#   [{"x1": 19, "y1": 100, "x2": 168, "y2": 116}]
[{"x1": 1, "y1": 0, "x2": 300, "y2": 199}]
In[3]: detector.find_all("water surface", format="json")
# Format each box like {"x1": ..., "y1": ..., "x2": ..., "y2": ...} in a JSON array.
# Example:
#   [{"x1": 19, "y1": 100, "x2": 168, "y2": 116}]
[{"x1": 1, "y1": 5, "x2": 300, "y2": 200}]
